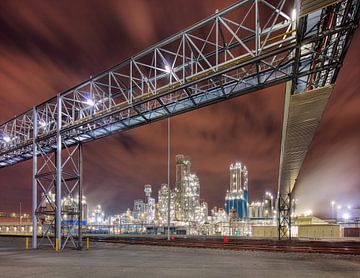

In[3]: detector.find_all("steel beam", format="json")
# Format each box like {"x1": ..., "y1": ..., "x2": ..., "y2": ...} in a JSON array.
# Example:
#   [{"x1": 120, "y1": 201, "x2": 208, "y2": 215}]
[
  {"x1": 78, "y1": 143, "x2": 83, "y2": 249},
  {"x1": 56, "y1": 95, "x2": 62, "y2": 249},
  {"x1": 32, "y1": 107, "x2": 38, "y2": 249}
]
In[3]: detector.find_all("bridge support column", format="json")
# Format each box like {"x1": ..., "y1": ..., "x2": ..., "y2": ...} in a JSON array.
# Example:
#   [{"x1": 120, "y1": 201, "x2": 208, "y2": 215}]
[
  {"x1": 56, "y1": 95, "x2": 62, "y2": 249},
  {"x1": 55, "y1": 94, "x2": 83, "y2": 250},
  {"x1": 78, "y1": 143, "x2": 83, "y2": 250},
  {"x1": 33, "y1": 142, "x2": 83, "y2": 250},
  {"x1": 32, "y1": 96, "x2": 83, "y2": 250},
  {"x1": 54, "y1": 142, "x2": 83, "y2": 250},
  {"x1": 277, "y1": 193, "x2": 292, "y2": 240},
  {"x1": 32, "y1": 107, "x2": 38, "y2": 249},
  {"x1": 33, "y1": 137, "x2": 57, "y2": 248},
  {"x1": 277, "y1": 82, "x2": 292, "y2": 240}
]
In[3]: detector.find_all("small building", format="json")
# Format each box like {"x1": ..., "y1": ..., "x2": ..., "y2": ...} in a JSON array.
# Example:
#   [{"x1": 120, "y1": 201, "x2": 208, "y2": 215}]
[
  {"x1": 297, "y1": 224, "x2": 340, "y2": 238},
  {"x1": 251, "y1": 225, "x2": 278, "y2": 238},
  {"x1": 294, "y1": 216, "x2": 340, "y2": 238}
]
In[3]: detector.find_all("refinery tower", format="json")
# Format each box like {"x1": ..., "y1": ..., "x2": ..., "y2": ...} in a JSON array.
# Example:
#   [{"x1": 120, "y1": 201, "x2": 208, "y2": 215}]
[
  {"x1": 174, "y1": 154, "x2": 207, "y2": 223},
  {"x1": 225, "y1": 162, "x2": 248, "y2": 219}
]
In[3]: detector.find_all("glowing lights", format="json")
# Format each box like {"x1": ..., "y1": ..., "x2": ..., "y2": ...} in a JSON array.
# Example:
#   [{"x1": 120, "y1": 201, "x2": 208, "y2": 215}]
[
  {"x1": 164, "y1": 65, "x2": 172, "y2": 73},
  {"x1": 331, "y1": 201, "x2": 355, "y2": 221},
  {"x1": 291, "y1": 8, "x2": 297, "y2": 21},
  {"x1": 39, "y1": 120, "x2": 46, "y2": 128},
  {"x1": 3, "y1": 135, "x2": 11, "y2": 143},
  {"x1": 303, "y1": 209, "x2": 313, "y2": 217},
  {"x1": 230, "y1": 162, "x2": 242, "y2": 170},
  {"x1": 85, "y1": 98, "x2": 95, "y2": 106}
]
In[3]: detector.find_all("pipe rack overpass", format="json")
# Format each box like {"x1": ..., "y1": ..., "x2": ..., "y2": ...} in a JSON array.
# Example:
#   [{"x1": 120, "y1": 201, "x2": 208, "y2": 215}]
[{"x1": 0, "y1": 0, "x2": 359, "y2": 249}]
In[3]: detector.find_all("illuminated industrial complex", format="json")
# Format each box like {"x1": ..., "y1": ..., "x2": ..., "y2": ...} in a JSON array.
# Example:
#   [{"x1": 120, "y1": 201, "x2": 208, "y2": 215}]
[
  {"x1": 2, "y1": 153, "x2": 359, "y2": 238},
  {"x1": 0, "y1": 0, "x2": 359, "y2": 255}
]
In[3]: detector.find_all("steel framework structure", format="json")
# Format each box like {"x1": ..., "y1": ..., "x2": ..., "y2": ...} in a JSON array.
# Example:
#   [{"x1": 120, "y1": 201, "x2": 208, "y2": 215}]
[
  {"x1": 278, "y1": 193, "x2": 292, "y2": 240},
  {"x1": 0, "y1": 0, "x2": 359, "y2": 247},
  {"x1": 33, "y1": 126, "x2": 83, "y2": 249}
]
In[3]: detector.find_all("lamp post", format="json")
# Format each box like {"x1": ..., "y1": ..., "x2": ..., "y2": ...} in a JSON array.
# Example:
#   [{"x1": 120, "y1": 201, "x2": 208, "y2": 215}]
[
  {"x1": 19, "y1": 201, "x2": 22, "y2": 225},
  {"x1": 167, "y1": 117, "x2": 171, "y2": 240},
  {"x1": 331, "y1": 200, "x2": 335, "y2": 219}
]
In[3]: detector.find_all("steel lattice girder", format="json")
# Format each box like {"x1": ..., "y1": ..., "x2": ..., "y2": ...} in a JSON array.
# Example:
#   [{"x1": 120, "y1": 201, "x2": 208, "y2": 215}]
[
  {"x1": 278, "y1": 193, "x2": 293, "y2": 239},
  {"x1": 0, "y1": 0, "x2": 359, "y2": 168},
  {"x1": 34, "y1": 142, "x2": 83, "y2": 249}
]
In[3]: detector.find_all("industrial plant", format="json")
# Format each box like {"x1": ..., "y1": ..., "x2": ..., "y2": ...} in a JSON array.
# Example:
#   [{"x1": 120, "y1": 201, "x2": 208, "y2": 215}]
[
  {"x1": 2, "y1": 154, "x2": 358, "y2": 238},
  {"x1": 93, "y1": 154, "x2": 277, "y2": 236}
]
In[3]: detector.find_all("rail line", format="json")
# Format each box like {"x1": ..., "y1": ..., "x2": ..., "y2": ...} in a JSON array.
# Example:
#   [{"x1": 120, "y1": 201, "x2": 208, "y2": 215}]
[{"x1": 90, "y1": 236, "x2": 360, "y2": 255}]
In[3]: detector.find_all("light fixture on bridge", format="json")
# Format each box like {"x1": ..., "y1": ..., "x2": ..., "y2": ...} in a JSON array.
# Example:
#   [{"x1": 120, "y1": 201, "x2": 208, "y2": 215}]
[
  {"x1": 3, "y1": 135, "x2": 11, "y2": 143},
  {"x1": 164, "y1": 65, "x2": 172, "y2": 74},
  {"x1": 291, "y1": 9, "x2": 297, "y2": 21},
  {"x1": 85, "y1": 98, "x2": 95, "y2": 107},
  {"x1": 39, "y1": 120, "x2": 46, "y2": 128}
]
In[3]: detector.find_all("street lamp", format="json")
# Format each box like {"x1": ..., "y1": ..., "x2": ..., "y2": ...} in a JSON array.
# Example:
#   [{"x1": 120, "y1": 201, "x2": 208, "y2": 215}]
[{"x1": 331, "y1": 200, "x2": 335, "y2": 219}]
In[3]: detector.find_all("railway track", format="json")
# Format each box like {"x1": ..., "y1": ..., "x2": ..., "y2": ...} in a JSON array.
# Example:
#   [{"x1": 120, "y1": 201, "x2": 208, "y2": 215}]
[{"x1": 89, "y1": 236, "x2": 360, "y2": 255}]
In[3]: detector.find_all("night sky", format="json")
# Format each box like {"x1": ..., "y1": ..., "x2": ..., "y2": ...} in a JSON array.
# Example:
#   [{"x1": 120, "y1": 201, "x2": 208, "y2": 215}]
[{"x1": 0, "y1": 0, "x2": 359, "y2": 217}]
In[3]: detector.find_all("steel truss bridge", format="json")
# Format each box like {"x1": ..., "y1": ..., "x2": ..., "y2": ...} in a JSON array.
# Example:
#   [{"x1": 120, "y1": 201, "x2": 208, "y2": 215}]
[{"x1": 0, "y1": 0, "x2": 359, "y2": 249}]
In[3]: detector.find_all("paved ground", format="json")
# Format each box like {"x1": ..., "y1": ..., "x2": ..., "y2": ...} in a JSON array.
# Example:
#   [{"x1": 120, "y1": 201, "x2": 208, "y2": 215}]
[{"x1": 1, "y1": 237, "x2": 360, "y2": 278}]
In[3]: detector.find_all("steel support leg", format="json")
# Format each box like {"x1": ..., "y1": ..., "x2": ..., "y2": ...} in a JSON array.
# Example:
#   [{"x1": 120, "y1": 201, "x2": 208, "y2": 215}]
[
  {"x1": 59, "y1": 143, "x2": 83, "y2": 250},
  {"x1": 56, "y1": 95, "x2": 62, "y2": 249},
  {"x1": 32, "y1": 107, "x2": 38, "y2": 249},
  {"x1": 78, "y1": 143, "x2": 83, "y2": 249},
  {"x1": 277, "y1": 193, "x2": 292, "y2": 240},
  {"x1": 277, "y1": 81, "x2": 291, "y2": 240}
]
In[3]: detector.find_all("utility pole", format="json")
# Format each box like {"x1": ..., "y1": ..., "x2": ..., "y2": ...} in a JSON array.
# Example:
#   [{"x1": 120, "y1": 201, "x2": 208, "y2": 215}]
[
  {"x1": 19, "y1": 201, "x2": 22, "y2": 225},
  {"x1": 167, "y1": 117, "x2": 171, "y2": 240}
]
